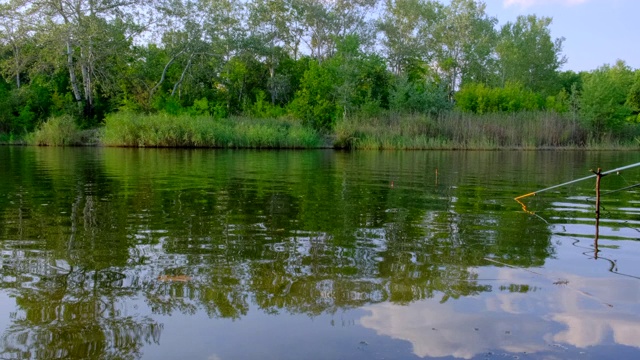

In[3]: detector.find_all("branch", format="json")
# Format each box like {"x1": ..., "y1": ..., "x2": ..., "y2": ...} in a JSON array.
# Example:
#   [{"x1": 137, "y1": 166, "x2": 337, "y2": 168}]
[
  {"x1": 171, "y1": 52, "x2": 193, "y2": 97},
  {"x1": 148, "y1": 48, "x2": 185, "y2": 101}
]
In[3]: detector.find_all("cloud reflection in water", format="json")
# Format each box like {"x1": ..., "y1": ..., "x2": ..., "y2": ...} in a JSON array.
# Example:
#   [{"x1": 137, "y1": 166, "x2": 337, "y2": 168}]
[{"x1": 360, "y1": 268, "x2": 640, "y2": 359}]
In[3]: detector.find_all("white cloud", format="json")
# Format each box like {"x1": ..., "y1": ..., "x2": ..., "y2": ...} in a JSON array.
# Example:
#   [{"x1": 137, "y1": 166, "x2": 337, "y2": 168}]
[{"x1": 504, "y1": 0, "x2": 589, "y2": 8}]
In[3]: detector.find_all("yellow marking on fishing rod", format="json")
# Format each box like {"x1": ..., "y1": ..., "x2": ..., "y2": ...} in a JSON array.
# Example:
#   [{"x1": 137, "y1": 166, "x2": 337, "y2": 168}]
[
  {"x1": 514, "y1": 192, "x2": 537, "y2": 214},
  {"x1": 514, "y1": 192, "x2": 536, "y2": 201}
]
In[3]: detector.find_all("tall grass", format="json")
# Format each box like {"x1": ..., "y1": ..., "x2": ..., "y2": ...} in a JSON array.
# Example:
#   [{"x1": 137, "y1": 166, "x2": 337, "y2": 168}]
[
  {"x1": 27, "y1": 115, "x2": 86, "y2": 146},
  {"x1": 436, "y1": 111, "x2": 588, "y2": 149},
  {"x1": 101, "y1": 112, "x2": 324, "y2": 148},
  {"x1": 334, "y1": 113, "x2": 451, "y2": 149},
  {"x1": 335, "y1": 111, "x2": 640, "y2": 150},
  {"x1": 21, "y1": 110, "x2": 640, "y2": 149}
]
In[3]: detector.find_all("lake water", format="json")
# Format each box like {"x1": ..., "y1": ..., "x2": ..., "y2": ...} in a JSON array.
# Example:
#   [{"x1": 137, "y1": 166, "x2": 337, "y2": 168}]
[{"x1": 1, "y1": 147, "x2": 640, "y2": 359}]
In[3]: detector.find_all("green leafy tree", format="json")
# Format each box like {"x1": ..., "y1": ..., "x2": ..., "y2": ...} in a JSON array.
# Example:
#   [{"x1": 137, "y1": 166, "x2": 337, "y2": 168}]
[
  {"x1": 378, "y1": 0, "x2": 441, "y2": 75},
  {"x1": 580, "y1": 60, "x2": 635, "y2": 136},
  {"x1": 627, "y1": 70, "x2": 640, "y2": 122},
  {"x1": 0, "y1": 1, "x2": 35, "y2": 90},
  {"x1": 497, "y1": 15, "x2": 566, "y2": 93},
  {"x1": 248, "y1": 0, "x2": 301, "y2": 105},
  {"x1": 389, "y1": 74, "x2": 450, "y2": 114},
  {"x1": 220, "y1": 53, "x2": 270, "y2": 114},
  {"x1": 455, "y1": 82, "x2": 543, "y2": 113},
  {"x1": 290, "y1": 35, "x2": 390, "y2": 128},
  {"x1": 14, "y1": 0, "x2": 145, "y2": 121},
  {"x1": 433, "y1": 0, "x2": 497, "y2": 96},
  {"x1": 289, "y1": 59, "x2": 338, "y2": 129}
]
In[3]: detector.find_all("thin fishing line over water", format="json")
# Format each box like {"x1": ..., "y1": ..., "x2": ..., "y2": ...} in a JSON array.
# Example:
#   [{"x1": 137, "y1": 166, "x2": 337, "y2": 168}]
[{"x1": 515, "y1": 161, "x2": 640, "y2": 201}]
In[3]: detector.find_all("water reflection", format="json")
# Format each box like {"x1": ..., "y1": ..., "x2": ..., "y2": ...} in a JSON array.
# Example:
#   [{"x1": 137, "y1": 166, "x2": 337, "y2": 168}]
[
  {"x1": 0, "y1": 246, "x2": 162, "y2": 359},
  {"x1": 1, "y1": 147, "x2": 640, "y2": 358},
  {"x1": 362, "y1": 298, "x2": 549, "y2": 359},
  {"x1": 362, "y1": 267, "x2": 640, "y2": 359}
]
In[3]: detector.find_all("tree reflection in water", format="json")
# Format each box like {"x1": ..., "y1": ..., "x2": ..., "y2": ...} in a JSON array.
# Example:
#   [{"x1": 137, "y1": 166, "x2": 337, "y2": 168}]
[{"x1": 1, "y1": 252, "x2": 162, "y2": 359}]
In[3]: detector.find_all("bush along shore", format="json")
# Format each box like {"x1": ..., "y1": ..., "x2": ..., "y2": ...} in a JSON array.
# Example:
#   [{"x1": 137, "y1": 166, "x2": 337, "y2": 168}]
[
  {"x1": 11, "y1": 110, "x2": 640, "y2": 150},
  {"x1": 100, "y1": 112, "x2": 324, "y2": 149}
]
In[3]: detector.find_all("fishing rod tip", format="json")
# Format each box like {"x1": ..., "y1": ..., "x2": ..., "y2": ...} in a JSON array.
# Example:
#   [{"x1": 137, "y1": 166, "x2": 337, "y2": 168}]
[{"x1": 514, "y1": 192, "x2": 536, "y2": 201}]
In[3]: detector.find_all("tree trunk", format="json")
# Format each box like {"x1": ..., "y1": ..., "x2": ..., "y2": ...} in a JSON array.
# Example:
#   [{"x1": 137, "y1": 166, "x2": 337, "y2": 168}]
[
  {"x1": 67, "y1": 39, "x2": 83, "y2": 102},
  {"x1": 15, "y1": 62, "x2": 21, "y2": 89},
  {"x1": 269, "y1": 65, "x2": 276, "y2": 104},
  {"x1": 81, "y1": 63, "x2": 92, "y2": 107},
  {"x1": 12, "y1": 44, "x2": 20, "y2": 89}
]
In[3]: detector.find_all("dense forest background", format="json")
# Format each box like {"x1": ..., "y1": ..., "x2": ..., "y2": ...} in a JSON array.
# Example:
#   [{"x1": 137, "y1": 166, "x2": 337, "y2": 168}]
[{"x1": 0, "y1": 0, "x2": 639, "y2": 140}]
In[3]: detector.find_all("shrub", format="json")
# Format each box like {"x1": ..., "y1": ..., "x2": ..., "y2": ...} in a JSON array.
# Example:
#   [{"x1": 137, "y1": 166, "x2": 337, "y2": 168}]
[
  {"x1": 29, "y1": 115, "x2": 81, "y2": 146},
  {"x1": 456, "y1": 83, "x2": 544, "y2": 114}
]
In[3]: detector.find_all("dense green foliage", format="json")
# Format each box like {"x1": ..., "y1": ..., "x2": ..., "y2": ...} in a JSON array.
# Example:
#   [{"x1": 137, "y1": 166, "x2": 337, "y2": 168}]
[
  {"x1": 0, "y1": 0, "x2": 638, "y2": 145},
  {"x1": 579, "y1": 61, "x2": 638, "y2": 136},
  {"x1": 455, "y1": 83, "x2": 545, "y2": 113}
]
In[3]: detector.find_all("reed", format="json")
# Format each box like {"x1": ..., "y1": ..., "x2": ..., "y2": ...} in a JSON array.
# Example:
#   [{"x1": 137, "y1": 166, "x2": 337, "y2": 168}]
[
  {"x1": 436, "y1": 111, "x2": 588, "y2": 149},
  {"x1": 334, "y1": 110, "x2": 640, "y2": 150},
  {"x1": 101, "y1": 112, "x2": 324, "y2": 148},
  {"x1": 334, "y1": 112, "x2": 454, "y2": 150}
]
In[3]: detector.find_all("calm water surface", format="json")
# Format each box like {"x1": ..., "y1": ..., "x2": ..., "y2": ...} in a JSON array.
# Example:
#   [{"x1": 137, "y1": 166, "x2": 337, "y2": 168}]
[{"x1": 1, "y1": 147, "x2": 640, "y2": 359}]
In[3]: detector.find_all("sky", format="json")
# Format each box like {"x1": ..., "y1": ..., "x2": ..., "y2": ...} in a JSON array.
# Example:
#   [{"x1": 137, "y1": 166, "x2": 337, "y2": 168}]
[{"x1": 482, "y1": 0, "x2": 640, "y2": 72}]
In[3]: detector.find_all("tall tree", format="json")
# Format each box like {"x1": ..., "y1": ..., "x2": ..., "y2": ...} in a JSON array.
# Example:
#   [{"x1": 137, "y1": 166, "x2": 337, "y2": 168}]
[
  {"x1": 296, "y1": 0, "x2": 378, "y2": 61},
  {"x1": 328, "y1": 0, "x2": 378, "y2": 48},
  {"x1": 433, "y1": 0, "x2": 497, "y2": 96},
  {"x1": 200, "y1": 0, "x2": 246, "y2": 65},
  {"x1": 14, "y1": 0, "x2": 146, "y2": 118},
  {"x1": 0, "y1": 1, "x2": 35, "y2": 89},
  {"x1": 378, "y1": 0, "x2": 441, "y2": 76},
  {"x1": 200, "y1": 0, "x2": 248, "y2": 110},
  {"x1": 247, "y1": 0, "x2": 295, "y2": 104},
  {"x1": 496, "y1": 14, "x2": 566, "y2": 93}
]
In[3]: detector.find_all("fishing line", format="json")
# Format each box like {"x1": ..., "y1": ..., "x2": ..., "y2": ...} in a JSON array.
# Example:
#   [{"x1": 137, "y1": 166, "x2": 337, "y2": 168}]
[
  {"x1": 618, "y1": 172, "x2": 632, "y2": 187},
  {"x1": 597, "y1": 182, "x2": 640, "y2": 197},
  {"x1": 515, "y1": 161, "x2": 640, "y2": 201}
]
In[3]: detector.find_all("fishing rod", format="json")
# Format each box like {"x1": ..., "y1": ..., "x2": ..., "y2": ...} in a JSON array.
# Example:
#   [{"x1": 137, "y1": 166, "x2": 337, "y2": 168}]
[{"x1": 514, "y1": 161, "x2": 640, "y2": 201}]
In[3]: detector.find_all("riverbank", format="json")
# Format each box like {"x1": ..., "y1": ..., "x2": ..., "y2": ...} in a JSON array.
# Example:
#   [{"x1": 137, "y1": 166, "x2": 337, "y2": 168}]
[{"x1": 4, "y1": 111, "x2": 640, "y2": 150}]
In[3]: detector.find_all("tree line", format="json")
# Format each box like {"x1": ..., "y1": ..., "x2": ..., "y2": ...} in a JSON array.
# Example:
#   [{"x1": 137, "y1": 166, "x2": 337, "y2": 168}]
[{"x1": 1, "y1": 0, "x2": 639, "y2": 137}]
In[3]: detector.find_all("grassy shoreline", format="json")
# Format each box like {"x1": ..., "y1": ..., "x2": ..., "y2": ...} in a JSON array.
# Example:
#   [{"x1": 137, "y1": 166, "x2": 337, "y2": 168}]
[
  {"x1": 101, "y1": 112, "x2": 324, "y2": 148},
  {"x1": 4, "y1": 111, "x2": 640, "y2": 150}
]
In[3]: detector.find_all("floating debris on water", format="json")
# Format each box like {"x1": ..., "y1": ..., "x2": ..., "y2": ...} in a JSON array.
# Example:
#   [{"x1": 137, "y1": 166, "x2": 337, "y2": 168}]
[{"x1": 157, "y1": 275, "x2": 192, "y2": 282}]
